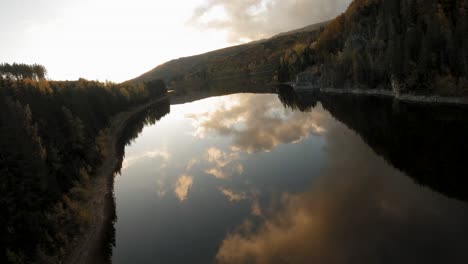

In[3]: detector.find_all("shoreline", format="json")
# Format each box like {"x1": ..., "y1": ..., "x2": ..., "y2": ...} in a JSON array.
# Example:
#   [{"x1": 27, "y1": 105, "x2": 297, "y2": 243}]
[
  {"x1": 293, "y1": 86, "x2": 468, "y2": 105},
  {"x1": 64, "y1": 85, "x2": 467, "y2": 263},
  {"x1": 65, "y1": 95, "x2": 168, "y2": 264}
]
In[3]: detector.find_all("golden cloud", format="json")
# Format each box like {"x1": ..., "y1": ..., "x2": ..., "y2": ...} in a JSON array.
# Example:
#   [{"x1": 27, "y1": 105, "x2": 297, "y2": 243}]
[
  {"x1": 174, "y1": 174, "x2": 194, "y2": 202},
  {"x1": 190, "y1": 0, "x2": 351, "y2": 43},
  {"x1": 219, "y1": 187, "x2": 248, "y2": 202},
  {"x1": 215, "y1": 114, "x2": 468, "y2": 264},
  {"x1": 205, "y1": 147, "x2": 244, "y2": 179},
  {"x1": 190, "y1": 94, "x2": 329, "y2": 154},
  {"x1": 122, "y1": 149, "x2": 171, "y2": 171}
]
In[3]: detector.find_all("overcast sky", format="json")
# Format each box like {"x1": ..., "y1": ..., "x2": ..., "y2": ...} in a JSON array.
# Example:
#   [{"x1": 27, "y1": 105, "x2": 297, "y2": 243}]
[{"x1": 0, "y1": 0, "x2": 351, "y2": 82}]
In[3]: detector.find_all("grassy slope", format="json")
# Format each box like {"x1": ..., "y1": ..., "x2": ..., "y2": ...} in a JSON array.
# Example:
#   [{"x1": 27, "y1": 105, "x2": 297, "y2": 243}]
[{"x1": 128, "y1": 22, "x2": 328, "y2": 92}]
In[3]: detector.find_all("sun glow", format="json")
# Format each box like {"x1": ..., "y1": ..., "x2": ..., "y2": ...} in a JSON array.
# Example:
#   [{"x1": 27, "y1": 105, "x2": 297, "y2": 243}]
[
  {"x1": 2, "y1": 0, "x2": 352, "y2": 82},
  {"x1": 0, "y1": 0, "x2": 230, "y2": 82}
]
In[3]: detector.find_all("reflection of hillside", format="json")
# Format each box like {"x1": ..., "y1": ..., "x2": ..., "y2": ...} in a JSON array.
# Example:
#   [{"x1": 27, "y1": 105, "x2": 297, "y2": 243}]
[
  {"x1": 170, "y1": 82, "x2": 278, "y2": 105},
  {"x1": 278, "y1": 85, "x2": 318, "y2": 112},
  {"x1": 216, "y1": 103, "x2": 468, "y2": 264},
  {"x1": 279, "y1": 90, "x2": 468, "y2": 201}
]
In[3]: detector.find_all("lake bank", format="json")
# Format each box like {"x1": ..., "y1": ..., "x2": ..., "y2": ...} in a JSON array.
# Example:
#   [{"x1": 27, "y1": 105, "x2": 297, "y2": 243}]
[
  {"x1": 65, "y1": 95, "x2": 168, "y2": 264},
  {"x1": 320, "y1": 88, "x2": 468, "y2": 105},
  {"x1": 291, "y1": 85, "x2": 468, "y2": 105},
  {"x1": 110, "y1": 92, "x2": 468, "y2": 263}
]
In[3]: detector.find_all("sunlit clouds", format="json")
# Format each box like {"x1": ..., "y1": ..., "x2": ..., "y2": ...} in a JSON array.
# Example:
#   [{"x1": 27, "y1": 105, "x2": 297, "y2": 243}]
[
  {"x1": 174, "y1": 174, "x2": 194, "y2": 202},
  {"x1": 215, "y1": 110, "x2": 468, "y2": 264},
  {"x1": 219, "y1": 187, "x2": 248, "y2": 202},
  {"x1": 0, "y1": 0, "x2": 230, "y2": 82},
  {"x1": 119, "y1": 94, "x2": 329, "y2": 206},
  {"x1": 207, "y1": 147, "x2": 237, "y2": 167},
  {"x1": 1, "y1": 0, "x2": 351, "y2": 81},
  {"x1": 219, "y1": 187, "x2": 262, "y2": 216},
  {"x1": 190, "y1": 0, "x2": 352, "y2": 42},
  {"x1": 250, "y1": 198, "x2": 262, "y2": 216},
  {"x1": 205, "y1": 147, "x2": 243, "y2": 179},
  {"x1": 190, "y1": 94, "x2": 328, "y2": 154},
  {"x1": 121, "y1": 149, "x2": 171, "y2": 171}
]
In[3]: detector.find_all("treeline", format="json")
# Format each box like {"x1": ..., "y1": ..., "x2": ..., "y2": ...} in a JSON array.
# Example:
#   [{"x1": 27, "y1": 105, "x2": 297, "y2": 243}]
[
  {"x1": 0, "y1": 63, "x2": 47, "y2": 81},
  {"x1": 277, "y1": 25, "x2": 325, "y2": 82},
  {"x1": 280, "y1": 0, "x2": 468, "y2": 96},
  {"x1": 278, "y1": 88, "x2": 468, "y2": 201},
  {"x1": 0, "y1": 65, "x2": 167, "y2": 263}
]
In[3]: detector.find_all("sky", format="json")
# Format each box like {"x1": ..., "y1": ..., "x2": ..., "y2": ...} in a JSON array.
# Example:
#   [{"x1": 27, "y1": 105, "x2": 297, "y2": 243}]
[{"x1": 0, "y1": 0, "x2": 351, "y2": 82}]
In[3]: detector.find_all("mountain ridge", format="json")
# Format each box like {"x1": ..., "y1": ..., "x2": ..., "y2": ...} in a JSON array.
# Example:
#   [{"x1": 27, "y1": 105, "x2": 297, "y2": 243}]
[
  {"x1": 128, "y1": 21, "x2": 328, "y2": 92},
  {"x1": 131, "y1": 0, "x2": 467, "y2": 97}
]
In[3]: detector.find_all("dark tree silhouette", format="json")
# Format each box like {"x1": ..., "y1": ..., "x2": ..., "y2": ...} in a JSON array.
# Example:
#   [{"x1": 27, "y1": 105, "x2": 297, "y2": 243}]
[{"x1": 0, "y1": 64, "x2": 167, "y2": 263}]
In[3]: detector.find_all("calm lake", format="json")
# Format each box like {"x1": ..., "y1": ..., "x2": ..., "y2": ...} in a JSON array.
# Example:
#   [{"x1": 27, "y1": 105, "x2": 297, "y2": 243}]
[{"x1": 107, "y1": 89, "x2": 468, "y2": 264}]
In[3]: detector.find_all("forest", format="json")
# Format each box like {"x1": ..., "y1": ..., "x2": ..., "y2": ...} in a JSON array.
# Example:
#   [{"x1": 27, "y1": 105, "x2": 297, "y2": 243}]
[
  {"x1": 0, "y1": 64, "x2": 167, "y2": 263},
  {"x1": 278, "y1": 86, "x2": 468, "y2": 202},
  {"x1": 279, "y1": 0, "x2": 468, "y2": 96},
  {"x1": 0, "y1": 63, "x2": 47, "y2": 81},
  {"x1": 134, "y1": 0, "x2": 467, "y2": 97},
  {"x1": 2, "y1": 0, "x2": 467, "y2": 262},
  {"x1": 130, "y1": 22, "x2": 325, "y2": 94}
]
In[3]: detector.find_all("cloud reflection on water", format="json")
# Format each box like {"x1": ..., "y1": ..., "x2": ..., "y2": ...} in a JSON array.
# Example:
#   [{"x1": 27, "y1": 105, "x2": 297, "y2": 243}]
[
  {"x1": 215, "y1": 107, "x2": 468, "y2": 264},
  {"x1": 174, "y1": 175, "x2": 194, "y2": 202},
  {"x1": 219, "y1": 187, "x2": 248, "y2": 202},
  {"x1": 218, "y1": 187, "x2": 263, "y2": 217},
  {"x1": 190, "y1": 94, "x2": 327, "y2": 154},
  {"x1": 113, "y1": 93, "x2": 468, "y2": 264},
  {"x1": 121, "y1": 149, "x2": 171, "y2": 171},
  {"x1": 205, "y1": 147, "x2": 244, "y2": 180}
]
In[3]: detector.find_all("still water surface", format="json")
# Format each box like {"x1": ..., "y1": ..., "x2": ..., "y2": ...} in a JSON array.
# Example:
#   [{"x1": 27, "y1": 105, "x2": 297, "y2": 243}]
[{"x1": 111, "y1": 92, "x2": 468, "y2": 264}]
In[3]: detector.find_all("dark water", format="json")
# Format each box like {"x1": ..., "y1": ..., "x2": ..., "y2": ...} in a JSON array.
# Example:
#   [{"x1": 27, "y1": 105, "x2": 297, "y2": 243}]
[{"x1": 106, "y1": 89, "x2": 468, "y2": 264}]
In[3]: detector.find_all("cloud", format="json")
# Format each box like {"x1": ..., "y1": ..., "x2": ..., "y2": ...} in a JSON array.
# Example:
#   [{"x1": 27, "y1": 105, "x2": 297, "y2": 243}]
[
  {"x1": 250, "y1": 198, "x2": 262, "y2": 216},
  {"x1": 185, "y1": 158, "x2": 198, "y2": 170},
  {"x1": 205, "y1": 147, "x2": 244, "y2": 179},
  {"x1": 219, "y1": 187, "x2": 248, "y2": 202},
  {"x1": 191, "y1": 94, "x2": 329, "y2": 154},
  {"x1": 174, "y1": 174, "x2": 194, "y2": 202},
  {"x1": 207, "y1": 147, "x2": 238, "y2": 167},
  {"x1": 219, "y1": 187, "x2": 263, "y2": 216},
  {"x1": 206, "y1": 168, "x2": 230, "y2": 180},
  {"x1": 189, "y1": 0, "x2": 352, "y2": 42},
  {"x1": 122, "y1": 149, "x2": 171, "y2": 171},
  {"x1": 215, "y1": 112, "x2": 468, "y2": 264}
]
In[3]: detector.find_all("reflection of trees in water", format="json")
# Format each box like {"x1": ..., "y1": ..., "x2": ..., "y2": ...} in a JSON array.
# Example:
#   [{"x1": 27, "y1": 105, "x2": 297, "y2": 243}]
[
  {"x1": 171, "y1": 83, "x2": 277, "y2": 105},
  {"x1": 277, "y1": 85, "x2": 317, "y2": 112},
  {"x1": 115, "y1": 100, "x2": 170, "y2": 174},
  {"x1": 278, "y1": 89, "x2": 468, "y2": 201},
  {"x1": 95, "y1": 99, "x2": 170, "y2": 263}
]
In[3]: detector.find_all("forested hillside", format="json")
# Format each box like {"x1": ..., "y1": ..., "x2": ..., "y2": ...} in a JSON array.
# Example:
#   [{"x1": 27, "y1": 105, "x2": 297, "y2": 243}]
[
  {"x1": 280, "y1": 0, "x2": 468, "y2": 95},
  {"x1": 130, "y1": 22, "x2": 327, "y2": 93},
  {"x1": 135, "y1": 0, "x2": 466, "y2": 96},
  {"x1": 0, "y1": 64, "x2": 166, "y2": 263}
]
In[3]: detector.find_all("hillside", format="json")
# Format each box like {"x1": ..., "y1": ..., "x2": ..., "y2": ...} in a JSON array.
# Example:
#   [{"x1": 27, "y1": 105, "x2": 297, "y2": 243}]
[
  {"x1": 129, "y1": 21, "x2": 328, "y2": 93},
  {"x1": 281, "y1": 0, "x2": 468, "y2": 96},
  {"x1": 270, "y1": 20, "x2": 331, "y2": 39},
  {"x1": 134, "y1": 0, "x2": 467, "y2": 97}
]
